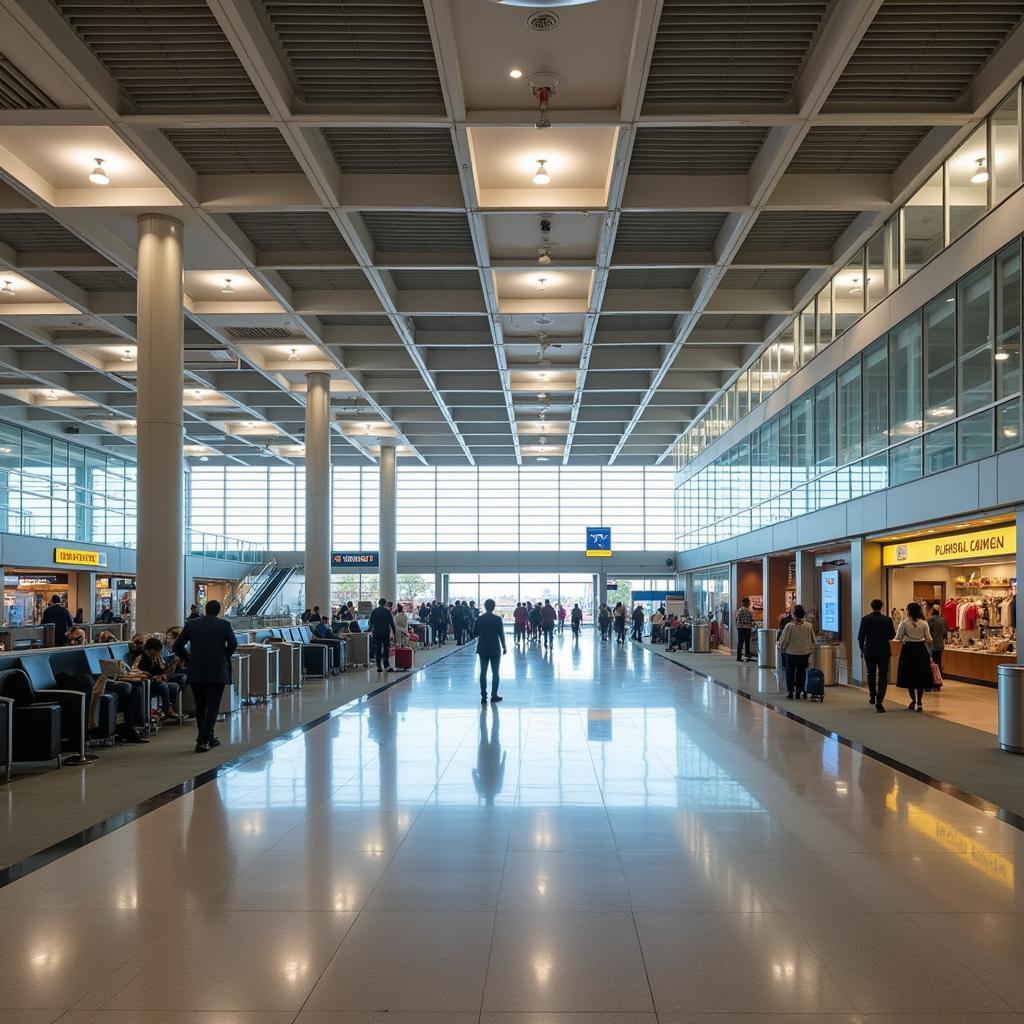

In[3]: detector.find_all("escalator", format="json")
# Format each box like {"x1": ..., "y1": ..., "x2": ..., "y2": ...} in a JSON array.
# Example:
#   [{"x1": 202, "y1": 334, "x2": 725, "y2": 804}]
[{"x1": 241, "y1": 564, "x2": 298, "y2": 616}]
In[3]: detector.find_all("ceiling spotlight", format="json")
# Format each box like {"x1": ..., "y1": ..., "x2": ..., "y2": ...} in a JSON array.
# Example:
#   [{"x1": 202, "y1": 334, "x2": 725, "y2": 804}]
[
  {"x1": 848, "y1": 277, "x2": 864, "y2": 296},
  {"x1": 539, "y1": 435, "x2": 547, "y2": 445},
  {"x1": 221, "y1": 277, "x2": 235, "y2": 295},
  {"x1": 535, "y1": 276, "x2": 548, "y2": 291},
  {"x1": 44, "y1": 389, "x2": 59, "y2": 401},
  {"x1": 971, "y1": 157, "x2": 989, "y2": 184},
  {"x1": 288, "y1": 347, "x2": 300, "y2": 361},
  {"x1": 120, "y1": 348, "x2": 133, "y2": 362},
  {"x1": 259, "y1": 446, "x2": 273, "y2": 458},
  {"x1": 191, "y1": 388, "x2": 205, "y2": 400},
  {"x1": 995, "y1": 349, "x2": 1011, "y2": 361},
  {"x1": 89, "y1": 158, "x2": 109, "y2": 185},
  {"x1": 509, "y1": 67, "x2": 523, "y2": 79},
  {"x1": 538, "y1": 392, "x2": 548, "y2": 401},
  {"x1": 532, "y1": 159, "x2": 550, "y2": 185},
  {"x1": 538, "y1": 245, "x2": 552, "y2": 265},
  {"x1": 199, "y1": 455, "x2": 209, "y2": 462},
  {"x1": 0, "y1": 280, "x2": 14, "y2": 296}
]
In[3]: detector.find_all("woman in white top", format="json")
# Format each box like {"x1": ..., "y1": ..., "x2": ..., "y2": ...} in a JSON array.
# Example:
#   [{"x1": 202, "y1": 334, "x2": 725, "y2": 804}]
[
  {"x1": 394, "y1": 603, "x2": 409, "y2": 647},
  {"x1": 778, "y1": 604, "x2": 816, "y2": 699},
  {"x1": 895, "y1": 601, "x2": 933, "y2": 712}
]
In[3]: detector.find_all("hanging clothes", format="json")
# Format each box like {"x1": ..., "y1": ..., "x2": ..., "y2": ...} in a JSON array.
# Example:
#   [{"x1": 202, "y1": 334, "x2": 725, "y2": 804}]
[{"x1": 943, "y1": 599, "x2": 958, "y2": 631}]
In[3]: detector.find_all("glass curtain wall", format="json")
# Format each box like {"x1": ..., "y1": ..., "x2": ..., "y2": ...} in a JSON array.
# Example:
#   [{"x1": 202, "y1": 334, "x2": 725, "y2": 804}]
[
  {"x1": 0, "y1": 422, "x2": 136, "y2": 546},
  {"x1": 190, "y1": 465, "x2": 675, "y2": 552},
  {"x1": 676, "y1": 238, "x2": 1024, "y2": 551},
  {"x1": 676, "y1": 81, "x2": 1024, "y2": 469}
]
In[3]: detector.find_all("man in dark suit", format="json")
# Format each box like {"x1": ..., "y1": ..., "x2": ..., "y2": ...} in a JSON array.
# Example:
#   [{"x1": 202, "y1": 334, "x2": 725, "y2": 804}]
[
  {"x1": 368, "y1": 598, "x2": 397, "y2": 672},
  {"x1": 472, "y1": 598, "x2": 507, "y2": 704},
  {"x1": 173, "y1": 599, "x2": 238, "y2": 751},
  {"x1": 857, "y1": 598, "x2": 896, "y2": 712},
  {"x1": 42, "y1": 595, "x2": 74, "y2": 646}
]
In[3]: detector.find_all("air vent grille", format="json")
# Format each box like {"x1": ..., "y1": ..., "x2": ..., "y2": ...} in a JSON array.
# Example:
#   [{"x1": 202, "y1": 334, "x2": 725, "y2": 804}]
[
  {"x1": 0, "y1": 214, "x2": 92, "y2": 253},
  {"x1": 827, "y1": 1, "x2": 1024, "y2": 107},
  {"x1": 263, "y1": 0, "x2": 444, "y2": 105},
  {"x1": 55, "y1": 0, "x2": 264, "y2": 111},
  {"x1": 231, "y1": 212, "x2": 347, "y2": 251},
  {"x1": 740, "y1": 210, "x2": 859, "y2": 252},
  {"x1": 613, "y1": 212, "x2": 727, "y2": 255},
  {"x1": 390, "y1": 270, "x2": 481, "y2": 290},
  {"x1": 363, "y1": 212, "x2": 474, "y2": 253},
  {"x1": 644, "y1": 0, "x2": 831, "y2": 107},
  {"x1": 277, "y1": 269, "x2": 370, "y2": 290},
  {"x1": 0, "y1": 58, "x2": 54, "y2": 109},
  {"x1": 789, "y1": 125, "x2": 931, "y2": 173},
  {"x1": 629, "y1": 127, "x2": 768, "y2": 174},
  {"x1": 606, "y1": 268, "x2": 698, "y2": 289},
  {"x1": 227, "y1": 326, "x2": 293, "y2": 340},
  {"x1": 164, "y1": 129, "x2": 301, "y2": 174},
  {"x1": 722, "y1": 268, "x2": 806, "y2": 288},
  {"x1": 61, "y1": 270, "x2": 136, "y2": 291},
  {"x1": 323, "y1": 127, "x2": 457, "y2": 173}
]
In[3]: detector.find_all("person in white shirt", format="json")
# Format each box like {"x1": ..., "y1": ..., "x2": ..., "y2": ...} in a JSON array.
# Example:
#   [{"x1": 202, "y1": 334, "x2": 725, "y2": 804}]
[
  {"x1": 394, "y1": 603, "x2": 409, "y2": 648},
  {"x1": 896, "y1": 601, "x2": 934, "y2": 712}
]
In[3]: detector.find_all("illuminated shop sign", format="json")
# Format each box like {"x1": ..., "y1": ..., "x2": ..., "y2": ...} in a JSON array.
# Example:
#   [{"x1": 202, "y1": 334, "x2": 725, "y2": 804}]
[
  {"x1": 54, "y1": 547, "x2": 108, "y2": 567},
  {"x1": 331, "y1": 551, "x2": 379, "y2": 568},
  {"x1": 882, "y1": 525, "x2": 1016, "y2": 567}
]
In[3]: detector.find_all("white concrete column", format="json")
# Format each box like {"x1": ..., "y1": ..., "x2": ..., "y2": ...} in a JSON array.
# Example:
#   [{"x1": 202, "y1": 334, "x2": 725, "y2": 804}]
[
  {"x1": 794, "y1": 549, "x2": 816, "y2": 615},
  {"x1": 434, "y1": 571, "x2": 443, "y2": 603},
  {"x1": 378, "y1": 441, "x2": 397, "y2": 603},
  {"x1": 135, "y1": 213, "x2": 184, "y2": 634},
  {"x1": 304, "y1": 372, "x2": 331, "y2": 613}
]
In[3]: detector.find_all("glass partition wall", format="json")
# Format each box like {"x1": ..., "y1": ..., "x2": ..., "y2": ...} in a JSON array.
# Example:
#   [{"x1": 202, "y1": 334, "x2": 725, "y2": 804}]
[
  {"x1": 676, "y1": 82, "x2": 1024, "y2": 468},
  {"x1": 676, "y1": 237, "x2": 1024, "y2": 552}
]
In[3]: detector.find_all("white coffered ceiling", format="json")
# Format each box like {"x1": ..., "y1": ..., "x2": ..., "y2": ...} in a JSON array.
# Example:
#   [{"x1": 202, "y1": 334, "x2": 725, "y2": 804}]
[{"x1": 0, "y1": 0, "x2": 1019, "y2": 466}]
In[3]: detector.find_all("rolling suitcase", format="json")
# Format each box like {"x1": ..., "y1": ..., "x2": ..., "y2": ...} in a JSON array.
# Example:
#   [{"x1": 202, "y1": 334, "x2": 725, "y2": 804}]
[
  {"x1": 393, "y1": 646, "x2": 413, "y2": 670},
  {"x1": 804, "y1": 667, "x2": 825, "y2": 701}
]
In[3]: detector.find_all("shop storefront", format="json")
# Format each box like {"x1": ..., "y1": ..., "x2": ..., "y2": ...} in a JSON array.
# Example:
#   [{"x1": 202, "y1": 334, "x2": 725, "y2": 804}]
[
  {"x1": 691, "y1": 566, "x2": 731, "y2": 649},
  {"x1": 194, "y1": 578, "x2": 233, "y2": 612},
  {"x1": 882, "y1": 521, "x2": 1017, "y2": 686},
  {"x1": 95, "y1": 575, "x2": 136, "y2": 622},
  {"x1": 3, "y1": 571, "x2": 71, "y2": 625}
]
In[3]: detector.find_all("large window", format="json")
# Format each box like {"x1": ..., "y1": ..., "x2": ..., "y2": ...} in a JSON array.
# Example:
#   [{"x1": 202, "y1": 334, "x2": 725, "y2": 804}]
[
  {"x1": 924, "y1": 289, "x2": 956, "y2": 428},
  {"x1": 959, "y1": 262, "x2": 994, "y2": 414},
  {"x1": 189, "y1": 465, "x2": 676, "y2": 553},
  {"x1": 889, "y1": 314, "x2": 922, "y2": 440}
]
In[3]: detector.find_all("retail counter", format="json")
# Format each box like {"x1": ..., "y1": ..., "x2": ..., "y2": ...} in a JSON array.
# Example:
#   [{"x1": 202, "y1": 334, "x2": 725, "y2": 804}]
[{"x1": 890, "y1": 639, "x2": 1015, "y2": 687}]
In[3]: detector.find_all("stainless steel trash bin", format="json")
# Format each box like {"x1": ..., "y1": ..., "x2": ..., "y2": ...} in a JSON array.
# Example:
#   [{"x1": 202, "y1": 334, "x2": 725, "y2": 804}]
[
  {"x1": 692, "y1": 622, "x2": 710, "y2": 654},
  {"x1": 810, "y1": 643, "x2": 838, "y2": 686},
  {"x1": 997, "y1": 663, "x2": 1024, "y2": 754},
  {"x1": 757, "y1": 628, "x2": 775, "y2": 668}
]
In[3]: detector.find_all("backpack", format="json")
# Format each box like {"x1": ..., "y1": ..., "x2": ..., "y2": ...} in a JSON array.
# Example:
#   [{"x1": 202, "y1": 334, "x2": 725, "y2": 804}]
[{"x1": 804, "y1": 667, "x2": 825, "y2": 700}]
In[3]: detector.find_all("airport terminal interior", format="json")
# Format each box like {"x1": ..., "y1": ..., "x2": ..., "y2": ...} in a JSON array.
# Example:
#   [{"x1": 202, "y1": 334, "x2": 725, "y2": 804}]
[{"x1": 3, "y1": 0, "x2": 1024, "y2": 1020}]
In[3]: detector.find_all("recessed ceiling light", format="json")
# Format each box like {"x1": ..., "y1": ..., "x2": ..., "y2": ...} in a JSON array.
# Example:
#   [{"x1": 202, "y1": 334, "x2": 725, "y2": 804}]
[
  {"x1": 89, "y1": 158, "x2": 109, "y2": 185},
  {"x1": 537, "y1": 456, "x2": 549, "y2": 461},
  {"x1": 532, "y1": 159, "x2": 550, "y2": 185},
  {"x1": 0, "y1": 280, "x2": 14, "y2": 296},
  {"x1": 995, "y1": 350, "x2": 1010, "y2": 361},
  {"x1": 509, "y1": 67, "x2": 523, "y2": 79},
  {"x1": 199, "y1": 455, "x2": 209, "y2": 462},
  {"x1": 221, "y1": 277, "x2": 235, "y2": 295},
  {"x1": 120, "y1": 348, "x2": 134, "y2": 362},
  {"x1": 971, "y1": 157, "x2": 989, "y2": 184}
]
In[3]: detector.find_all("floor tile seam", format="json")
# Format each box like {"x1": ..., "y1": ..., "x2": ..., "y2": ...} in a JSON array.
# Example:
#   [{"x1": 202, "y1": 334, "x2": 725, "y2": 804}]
[
  {"x1": 0, "y1": 643, "x2": 473, "y2": 888},
  {"x1": 636, "y1": 641, "x2": 1024, "y2": 834},
  {"x1": 892, "y1": 907, "x2": 1021, "y2": 1011}
]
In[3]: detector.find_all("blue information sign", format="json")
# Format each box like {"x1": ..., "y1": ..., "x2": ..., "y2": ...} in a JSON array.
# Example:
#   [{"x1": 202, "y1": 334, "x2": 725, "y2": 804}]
[{"x1": 586, "y1": 526, "x2": 612, "y2": 557}]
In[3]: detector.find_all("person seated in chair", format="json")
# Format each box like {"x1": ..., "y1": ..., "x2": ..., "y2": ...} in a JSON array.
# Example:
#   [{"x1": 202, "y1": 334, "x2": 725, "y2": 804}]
[
  {"x1": 131, "y1": 637, "x2": 181, "y2": 722},
  {"x1": 312, "y1": 616, "x2": 333, "y2": 639}
]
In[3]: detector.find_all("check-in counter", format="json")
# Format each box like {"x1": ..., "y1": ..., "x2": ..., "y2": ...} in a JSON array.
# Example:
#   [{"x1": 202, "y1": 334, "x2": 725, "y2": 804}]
[{"x1": 269, "y1": 640, "x2": 303, "y2": 689}]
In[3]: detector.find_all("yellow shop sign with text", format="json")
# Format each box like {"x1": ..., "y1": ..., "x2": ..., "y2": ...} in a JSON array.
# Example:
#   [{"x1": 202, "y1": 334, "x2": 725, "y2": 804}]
[
  {"x1": 54, "y1": 547, "x2": 107, "y2": 568},
  {"x1": 882, "y1": 525, "x2": 1016, "y2": 567}
]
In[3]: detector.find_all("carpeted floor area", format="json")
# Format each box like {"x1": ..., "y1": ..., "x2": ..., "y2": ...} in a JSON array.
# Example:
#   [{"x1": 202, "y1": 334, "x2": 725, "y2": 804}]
[
  {"x1": 637, "y1": 640, "x2": 1024, "y2": 821},
  {"x1": 0, "y1": 643, "x2": 471, "y2": 868}
]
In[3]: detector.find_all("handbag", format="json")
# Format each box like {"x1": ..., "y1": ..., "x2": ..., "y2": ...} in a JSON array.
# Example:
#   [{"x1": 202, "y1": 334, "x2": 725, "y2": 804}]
[{"x1": 929, "y1": 657, "x2": 944, "y2": 691}]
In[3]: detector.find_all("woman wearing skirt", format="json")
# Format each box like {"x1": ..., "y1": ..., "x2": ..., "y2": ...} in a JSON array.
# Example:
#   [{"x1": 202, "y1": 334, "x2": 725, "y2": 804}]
[{"x1": 896, "y1": 602, "x2": 934, "y2": 712}]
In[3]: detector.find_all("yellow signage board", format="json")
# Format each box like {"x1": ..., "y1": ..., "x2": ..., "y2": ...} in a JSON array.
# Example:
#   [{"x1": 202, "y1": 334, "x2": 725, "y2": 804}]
[
  {"x1": 882, "y1": 525, "x2": 1016, "y2": 567},
  {"x1": 54, "y1": 547, "x2": 107, "y2": 568}
]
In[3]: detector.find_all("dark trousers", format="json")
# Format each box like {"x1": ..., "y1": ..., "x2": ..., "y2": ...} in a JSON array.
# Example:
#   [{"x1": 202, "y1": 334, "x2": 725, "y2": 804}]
[
  {"x1": 785, "y1": 653, "x2": 810, "y2": 696},
  {"x1": 110, "y1": 680, "x2": 146, "y2": 727},
  {"x1": 192, "y1": 681, "x2": 225, "y2": 742},
  {"x1": 631, "y1": 621, "x2": 643, "y2": 641},
  {"x1": 863, "y1": 652, "x2": 890, "y2": 702},
  {"x1": 736, "y1": 627, "x2": 753, "y2": 660},
  {"x1": 478, "y1": 651, "x2": 500, "y2": 697},
  {"x1": 542, "y1": 624, "x2": 554, "y2": 646},
  {"x1": 371, "y1": 633, "x2": 392, "y2": 669},
  {"x1": 932, "y1": 649, "x2": 943, "y2": 671},
  {"x1": 615, "y1": 620, "x2": 626, "y2": 643}
]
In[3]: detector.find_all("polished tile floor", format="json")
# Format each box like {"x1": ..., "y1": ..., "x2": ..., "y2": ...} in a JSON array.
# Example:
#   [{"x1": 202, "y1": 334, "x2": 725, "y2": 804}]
[{"x1": 3, "y1": 633, "x2": 1024, "y2": 1023}]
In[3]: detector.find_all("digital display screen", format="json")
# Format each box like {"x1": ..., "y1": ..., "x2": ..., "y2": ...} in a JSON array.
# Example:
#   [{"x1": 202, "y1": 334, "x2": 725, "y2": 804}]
[{"x1": 820, "y1": 570, "x2": 841, "y2": 635}]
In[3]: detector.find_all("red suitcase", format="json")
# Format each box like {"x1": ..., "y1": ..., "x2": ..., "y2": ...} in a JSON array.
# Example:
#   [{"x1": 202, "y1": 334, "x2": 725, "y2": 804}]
[{"x1": 393, "y1": 646, "x2": 413, "y2": 670}]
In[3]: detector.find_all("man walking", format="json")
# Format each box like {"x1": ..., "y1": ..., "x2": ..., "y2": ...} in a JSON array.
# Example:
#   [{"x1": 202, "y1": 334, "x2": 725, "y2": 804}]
[
  {"x1": 472, "y1": 598, "x2": 507, "y2": 704},
  {"x1": 173, "y1": 599, "x2": 237, "y2": 752},
  {"x1": 540, "y1": 599, "x2": 557, "y2": 649},
  {"x1": 369, "y1": 597, "x2": 398, "y2": 672},
  {"x1": 857, "y1": 598, "x2": 896, "y2": 712}
]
